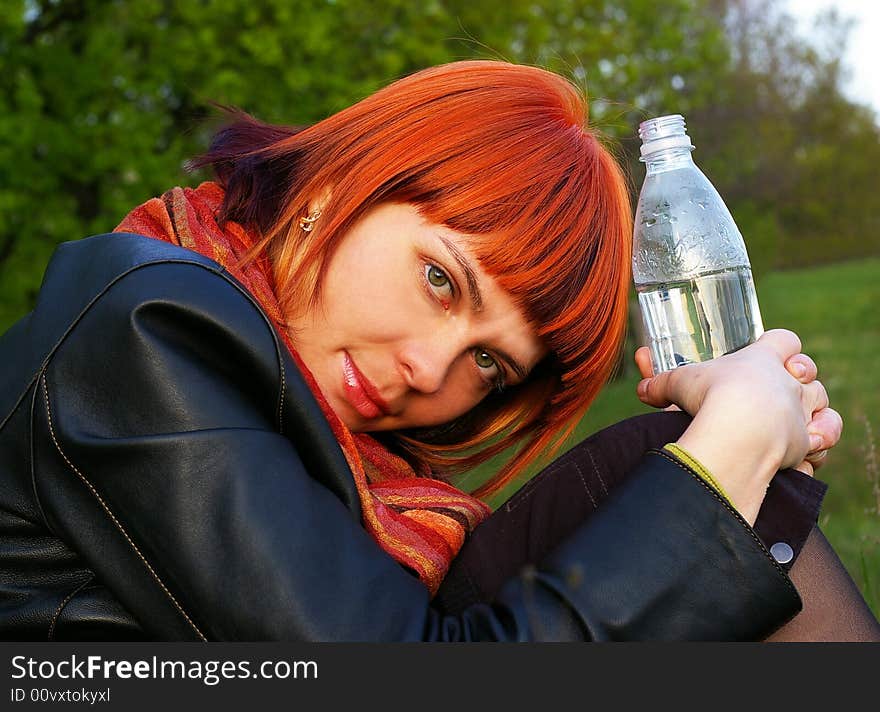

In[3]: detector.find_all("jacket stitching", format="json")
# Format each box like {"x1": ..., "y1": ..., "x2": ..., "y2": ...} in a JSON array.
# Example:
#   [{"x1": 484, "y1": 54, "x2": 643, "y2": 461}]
[
  {"x1": 213, "y1": 264, "x2": 287, "y2": 435},
  {"x1": 502, "y1": 441, "x2": 600, "y2": 515},
  {"x1": 28, "y1": 368, "x2": 57, "y2": 537},
  {"x1": 650, "y1": 448, "x2": 798, "y2": 595},
  {"x1": 571, "y1": 458, "x2": 597, "y2": 509},
  {"x1": 585, "y1": 446, "x2": 608, "y2": 497},
  {"x1": 41, "y1": 373, "x2": 208, "y2": 641},
  {"x1": 48, "y1": 573, "x2": 94, "y2": 641},
  {"x1": 503, "y1": 457, "x2": 569, "y2": 514},
  {"x1": 512, "y1": 431, "x2": 607, "y2": 508},
  {"x1": 277, "y1": 355, "x2": 286, "y2": 435},
  {"x1": 502, "y1": 476, "x2": 541, "y2": 513}
]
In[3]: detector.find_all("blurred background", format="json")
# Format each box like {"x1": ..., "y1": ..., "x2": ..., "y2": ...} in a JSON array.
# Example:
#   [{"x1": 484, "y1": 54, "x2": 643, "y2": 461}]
[{"x1": 2, "y1": 0, "x2": 878, "y2": 616}]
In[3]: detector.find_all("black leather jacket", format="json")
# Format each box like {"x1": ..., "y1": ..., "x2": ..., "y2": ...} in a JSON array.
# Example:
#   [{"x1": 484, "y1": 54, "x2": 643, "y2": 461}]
[{"x1": 0, "y1": 233, "x2": 802, "y2": 640}]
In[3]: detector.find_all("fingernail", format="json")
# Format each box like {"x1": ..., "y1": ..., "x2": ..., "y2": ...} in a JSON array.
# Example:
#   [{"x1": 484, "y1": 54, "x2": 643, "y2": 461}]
[
  {"x1": 809, "y1": 433, "x2": 823, "y2": 451},
  {"x1": 792, "y1": 363, "x2": 807, "y2": 378},
  {"x1": 637, "y1": 379, "x2": 650, "y2": 397}
]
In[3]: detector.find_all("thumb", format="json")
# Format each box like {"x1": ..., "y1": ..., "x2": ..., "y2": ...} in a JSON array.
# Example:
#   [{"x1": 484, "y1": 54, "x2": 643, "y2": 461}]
[
  {"x1": 637, "y1": 371, "x2": 675, "y2": 409},
  {"x1": 755, "y1": 329, "x2": 802, "y2": 362},
  {"x1": 634, "y1": 346, "x2": 655, "y2": 379}
]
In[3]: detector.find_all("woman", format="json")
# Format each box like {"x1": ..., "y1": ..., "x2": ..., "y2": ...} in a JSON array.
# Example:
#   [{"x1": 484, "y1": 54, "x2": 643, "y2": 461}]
[{"x1": 0, "y1": 60, "x2": 875, "y2": 640}]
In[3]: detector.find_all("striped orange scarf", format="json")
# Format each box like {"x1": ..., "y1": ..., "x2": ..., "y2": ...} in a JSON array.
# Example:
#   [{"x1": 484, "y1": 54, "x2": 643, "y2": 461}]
[{"x1": 115, "y1": 181, "x2": 491, "y2": 595}]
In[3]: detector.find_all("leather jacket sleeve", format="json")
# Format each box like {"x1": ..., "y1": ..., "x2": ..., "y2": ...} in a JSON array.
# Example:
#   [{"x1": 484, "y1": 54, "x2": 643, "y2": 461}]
[{"x1": 32, "y1": 259, "x2": 802, "y2": 640}]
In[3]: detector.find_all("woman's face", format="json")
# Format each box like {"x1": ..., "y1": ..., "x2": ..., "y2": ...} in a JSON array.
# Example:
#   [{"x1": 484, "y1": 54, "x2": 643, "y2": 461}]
[{"x1": 288, "y1": 202, "x2": 547, "y2": 432}]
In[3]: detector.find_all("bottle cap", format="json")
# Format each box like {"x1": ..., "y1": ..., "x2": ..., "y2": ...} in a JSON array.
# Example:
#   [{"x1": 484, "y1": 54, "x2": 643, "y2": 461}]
[{"x1": 638, "y1": 114, "x2": 695, "y2": 158}]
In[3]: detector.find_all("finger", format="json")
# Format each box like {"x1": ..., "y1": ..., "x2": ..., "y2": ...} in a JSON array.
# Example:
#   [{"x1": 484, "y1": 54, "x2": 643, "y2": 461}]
[
  {"x1": 785, "y1": 353, "x2": 818, "y2": 383},
  {"x1": 805, "y1": 448, "x2": 829, "y2": 471},
  {"x1": 803, "y1": 380, "x2": 830, "y2": 417},
  {"x1": 793, "y1": 459, "x2": 815, "y2": 477},
  {"x1": 634, "y1": 347, "x2": 654, "y2": 379},
  {"x1": 807, "y1": 407, "x2": 844, "y2": 451},
  {"x1": 756, "y1": 329, "x2": 802, "y2": 361},
  {"x1": 637, "y1": 373, "x2": 674, "y2": 409}
]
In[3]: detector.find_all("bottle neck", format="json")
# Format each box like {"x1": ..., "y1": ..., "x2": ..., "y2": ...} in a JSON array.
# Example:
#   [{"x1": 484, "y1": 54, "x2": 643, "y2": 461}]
[{"x1": 642, "y1": 147, "x2": 695, "y2": 175}]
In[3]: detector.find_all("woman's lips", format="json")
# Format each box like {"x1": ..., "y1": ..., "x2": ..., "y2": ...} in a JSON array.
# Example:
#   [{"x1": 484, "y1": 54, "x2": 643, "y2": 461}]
[{"x1": 341, "y1": 352, "x2": 390, "y2": 419}]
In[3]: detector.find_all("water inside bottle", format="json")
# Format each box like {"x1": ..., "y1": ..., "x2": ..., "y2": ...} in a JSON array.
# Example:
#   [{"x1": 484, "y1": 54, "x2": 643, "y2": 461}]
[{"x1": 636, "y1": 266, "x2": 764, "y2": 374}]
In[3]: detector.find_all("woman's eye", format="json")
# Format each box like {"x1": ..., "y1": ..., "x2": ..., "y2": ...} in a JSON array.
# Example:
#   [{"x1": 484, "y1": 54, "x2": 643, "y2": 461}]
[
  {"x1": 425, "y1": 264, "x2": 453, "y2": 299},
  {"x1": 426, "y1": 264, "x2": 449, "y2": 287},
  {"x1": 474, "y1": 349, "x2": 505, "y2": 391},
  {"x1": 474, "y1": 350, "x2": 496, "y2": 369}
]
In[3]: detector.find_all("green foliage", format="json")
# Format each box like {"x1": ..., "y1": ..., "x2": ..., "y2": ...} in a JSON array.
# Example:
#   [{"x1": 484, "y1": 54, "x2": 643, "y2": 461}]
[
  {"x1": 728, "y1": 200, "x2": 783, "y2": 277},
  {"x1": 4, "y1": 1, "x2": 877, "y2": 336},
  {"x1": 1, "y1": 0, "x2": 736, "y2": 332},
  {"x1": 683, "y1": 1, "x2": 880, "y2": 272}
]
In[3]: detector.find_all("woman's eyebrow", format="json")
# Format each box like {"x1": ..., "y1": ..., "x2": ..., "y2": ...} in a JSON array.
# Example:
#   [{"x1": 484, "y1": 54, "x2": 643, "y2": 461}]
[
  {"x1": 435, "y1": 234, "x2": 533, "y2": 380},
  {"x1": 495, "y1": 349, "x2": 529, "y2": 381},
  {"x1": 435, "y1": 234, "x2": 483, "y2": 311}
]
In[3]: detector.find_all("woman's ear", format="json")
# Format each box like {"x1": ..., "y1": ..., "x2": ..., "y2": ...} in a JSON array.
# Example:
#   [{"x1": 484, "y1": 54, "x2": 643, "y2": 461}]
[{"x1": 299, "y1": 185, "x2": 334, "y2": 233}]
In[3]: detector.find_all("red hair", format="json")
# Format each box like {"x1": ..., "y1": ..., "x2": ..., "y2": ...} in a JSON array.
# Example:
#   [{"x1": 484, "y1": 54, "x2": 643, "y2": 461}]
[{"x1": 192, "y1": 60, "x2": 632, "y2": 499}]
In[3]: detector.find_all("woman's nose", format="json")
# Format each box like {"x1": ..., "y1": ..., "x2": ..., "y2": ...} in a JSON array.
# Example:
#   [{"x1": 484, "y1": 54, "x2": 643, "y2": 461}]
[{"x1": 397, "y1": 335, "x2": 461, "y2": 394}]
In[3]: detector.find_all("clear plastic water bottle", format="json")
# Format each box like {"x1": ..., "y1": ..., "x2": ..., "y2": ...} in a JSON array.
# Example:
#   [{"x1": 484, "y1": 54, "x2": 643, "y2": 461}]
[{"x1": 633, "y1": 114, "x2": 764, "y2": 374}]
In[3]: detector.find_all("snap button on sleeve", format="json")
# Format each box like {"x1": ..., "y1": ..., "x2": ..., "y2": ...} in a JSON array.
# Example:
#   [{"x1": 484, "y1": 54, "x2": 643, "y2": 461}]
[{"x1": 770, "y1": 542, "x2": 794, "y2": 565}]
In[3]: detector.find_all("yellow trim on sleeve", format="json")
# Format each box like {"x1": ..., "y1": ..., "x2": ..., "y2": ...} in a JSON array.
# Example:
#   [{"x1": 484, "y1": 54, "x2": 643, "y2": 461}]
[{"x1": 663, "y1": 443, "x2": 733, "y2": 505}]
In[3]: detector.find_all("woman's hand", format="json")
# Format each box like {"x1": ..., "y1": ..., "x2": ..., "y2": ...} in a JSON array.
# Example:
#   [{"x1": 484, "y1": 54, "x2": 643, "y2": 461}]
[
  {"x1": 633, "y1": 330, "x2": 843, "y2": 524},
  {"x1": 779, "y1": 351, "x2": 842, "y2": 475},
  {"x1": 634, "y1": 341, "x2": 842, "y2": 476}
]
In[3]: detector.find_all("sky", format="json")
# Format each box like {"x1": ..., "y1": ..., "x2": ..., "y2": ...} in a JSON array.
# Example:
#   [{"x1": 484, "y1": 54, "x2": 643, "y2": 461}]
[{"x1": 785, "y1": 0, "x2": 880, "y2": 116}]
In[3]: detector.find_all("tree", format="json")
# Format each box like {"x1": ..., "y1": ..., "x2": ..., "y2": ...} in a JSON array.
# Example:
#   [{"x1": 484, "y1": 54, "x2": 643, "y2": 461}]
[
  {"x1": 682, "y1": 0, "x2": 880, "y2": 273},
  {"x1": 3, "y1": 0, "x2": 876, "y2": 333}
]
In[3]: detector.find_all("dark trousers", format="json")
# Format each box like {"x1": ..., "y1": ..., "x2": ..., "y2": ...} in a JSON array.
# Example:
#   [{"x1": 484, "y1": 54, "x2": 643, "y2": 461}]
[
  {"x1": 434, "y1": 410, "x2": 836, "y2": 623},
  {"x1": 434, "y1": 411, "x2": 695, "y2": 613}
]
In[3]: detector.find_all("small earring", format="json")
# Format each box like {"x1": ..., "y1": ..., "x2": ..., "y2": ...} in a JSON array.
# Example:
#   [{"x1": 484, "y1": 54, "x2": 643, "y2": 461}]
[{"x1": 298, "y1": 210, "x2": 322, "y2": 233}]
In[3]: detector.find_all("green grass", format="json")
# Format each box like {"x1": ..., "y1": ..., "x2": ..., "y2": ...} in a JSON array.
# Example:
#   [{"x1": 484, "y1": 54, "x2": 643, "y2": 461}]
[
  {"x1": 757, "y1": 258, "x2": 880, "y2": 617},
  {"x1": 459, "y1": 257, "x2": 880, "y2": 618}
]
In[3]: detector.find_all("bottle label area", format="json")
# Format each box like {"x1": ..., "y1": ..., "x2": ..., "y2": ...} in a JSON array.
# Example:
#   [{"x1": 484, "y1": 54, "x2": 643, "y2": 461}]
[{"x1": 636, "y1": 266, "x2": 765, "y2": 373}]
